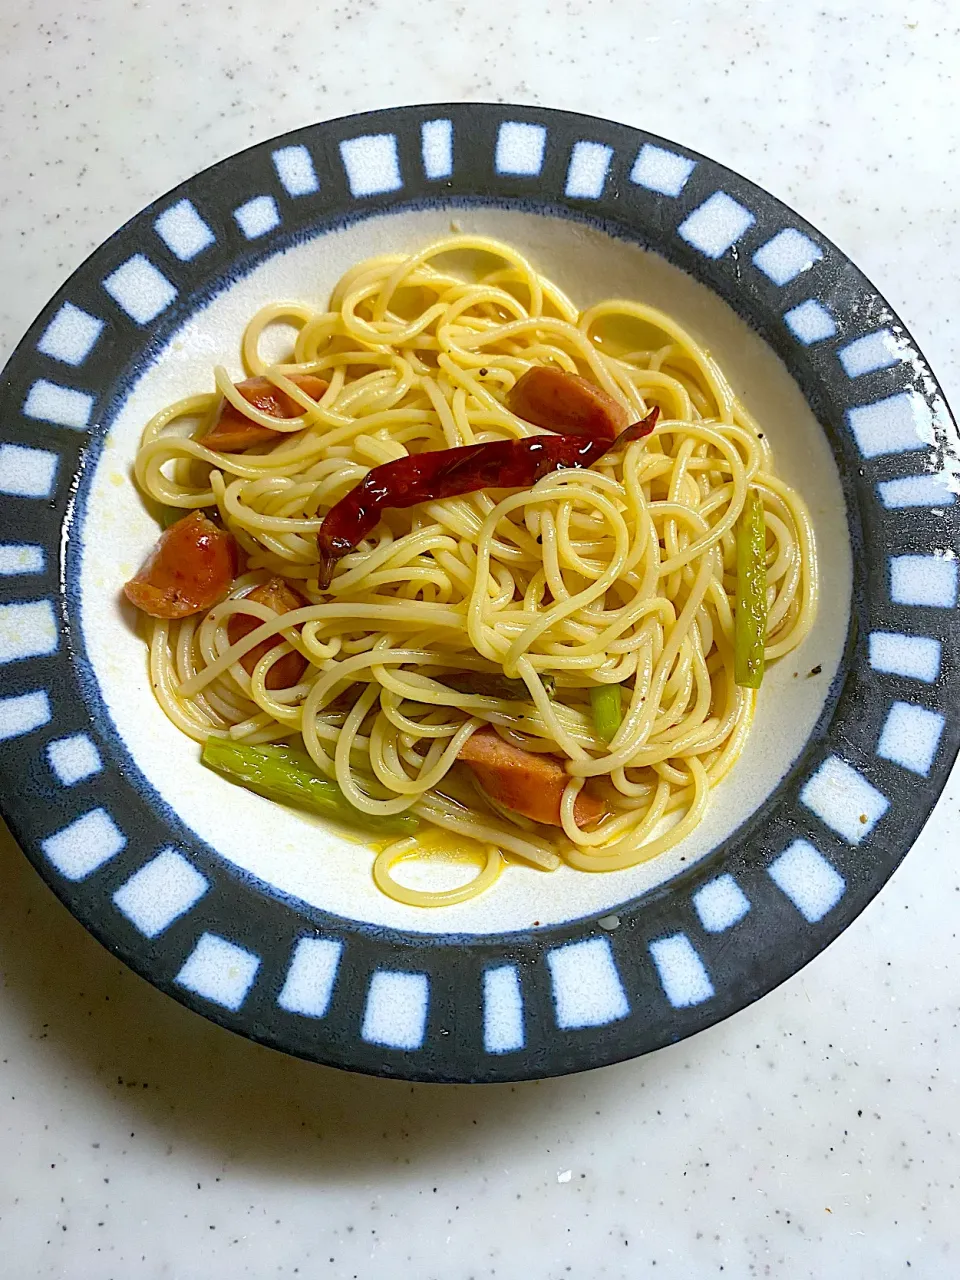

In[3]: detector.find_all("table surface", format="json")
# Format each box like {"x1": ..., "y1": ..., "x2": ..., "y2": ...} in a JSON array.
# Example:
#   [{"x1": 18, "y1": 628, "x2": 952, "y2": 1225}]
[{"x1": 2, "y1": 2, "x2": 959, "y2": 1277}]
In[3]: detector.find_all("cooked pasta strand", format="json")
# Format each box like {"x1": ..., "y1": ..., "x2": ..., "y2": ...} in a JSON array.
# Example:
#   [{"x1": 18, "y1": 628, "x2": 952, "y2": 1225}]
[{"x1": 131, "y1": 235, "x2": 818, "y2": 906}]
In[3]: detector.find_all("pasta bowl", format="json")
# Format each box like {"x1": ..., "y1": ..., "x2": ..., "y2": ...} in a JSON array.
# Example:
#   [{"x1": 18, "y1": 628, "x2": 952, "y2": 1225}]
[{"x1": 0, "y1": 104, "x2": 956, "y2": 1081}]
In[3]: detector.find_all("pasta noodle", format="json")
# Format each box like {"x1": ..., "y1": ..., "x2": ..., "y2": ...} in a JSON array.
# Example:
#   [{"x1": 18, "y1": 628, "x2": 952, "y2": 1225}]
[{"x1": 130, "y1": 235, "x2": 819, "y2": 905}]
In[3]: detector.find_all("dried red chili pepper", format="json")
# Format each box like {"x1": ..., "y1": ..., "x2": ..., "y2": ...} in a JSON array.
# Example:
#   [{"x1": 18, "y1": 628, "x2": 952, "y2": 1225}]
[{"x1": 316, "y1": 407, "x2": 659, "y2": 589}]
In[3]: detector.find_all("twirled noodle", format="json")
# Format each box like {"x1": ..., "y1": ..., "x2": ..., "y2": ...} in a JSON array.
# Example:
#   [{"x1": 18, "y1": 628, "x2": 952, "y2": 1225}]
[{"x1": 133, "y1": 235, "x2": 818, "y2": 904}]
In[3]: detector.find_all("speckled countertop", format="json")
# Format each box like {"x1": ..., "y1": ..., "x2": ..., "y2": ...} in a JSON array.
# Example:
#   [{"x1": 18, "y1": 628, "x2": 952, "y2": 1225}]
[{"x1": 2, "y1": 2, "x2": 959, "y2": 1277}]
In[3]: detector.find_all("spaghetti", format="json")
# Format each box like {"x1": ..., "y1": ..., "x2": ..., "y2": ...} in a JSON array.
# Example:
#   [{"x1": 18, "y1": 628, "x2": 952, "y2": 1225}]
[{"x1": 128, "y1": 235, "x2": 819, "y2": 905}]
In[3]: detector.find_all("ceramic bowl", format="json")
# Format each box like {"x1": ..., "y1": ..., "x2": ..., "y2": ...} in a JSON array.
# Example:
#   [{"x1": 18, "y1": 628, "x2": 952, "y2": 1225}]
[{"x1": 0, "y1": 104, "x2": 956, "y2": 1082}]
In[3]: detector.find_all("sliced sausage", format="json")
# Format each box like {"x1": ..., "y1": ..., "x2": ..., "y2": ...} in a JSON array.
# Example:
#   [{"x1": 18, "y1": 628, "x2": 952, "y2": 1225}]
[
  {"x1": 227, "y1": 577, "x2": 308, "y2": 689},
  {"x1": 124, "y1": 511, "x2": 238, "y2": 619},
  {"x1": 458, "y1": 726, "x2": 604, "y2": 827},
  {"x1": 201, "y1": 373, "x2": 329, "y2": 452}
]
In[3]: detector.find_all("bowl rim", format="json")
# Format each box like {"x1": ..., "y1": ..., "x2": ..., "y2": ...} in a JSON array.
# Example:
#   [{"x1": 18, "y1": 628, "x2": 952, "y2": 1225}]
[{"x1": 0, "y1": 101, "x2": 957, "y2": 1083}]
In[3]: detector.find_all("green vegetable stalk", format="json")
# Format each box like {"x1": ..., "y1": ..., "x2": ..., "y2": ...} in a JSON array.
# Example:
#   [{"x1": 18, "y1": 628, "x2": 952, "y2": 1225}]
[
  {"x1": 590, "y1": 684, "x2": 623, "y2": 743},
  {"x1": 201, "y1": 738, "x2": 419, "y2": 836},
  {"x1": 734, "y1": 487, "x2": 767, "y2": 689}
]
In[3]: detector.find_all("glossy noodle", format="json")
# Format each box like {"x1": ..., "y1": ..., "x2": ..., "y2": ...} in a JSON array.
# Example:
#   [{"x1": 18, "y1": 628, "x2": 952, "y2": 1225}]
[{"x1": 130, "y1": 235, "x2": 819, "y2": 905}]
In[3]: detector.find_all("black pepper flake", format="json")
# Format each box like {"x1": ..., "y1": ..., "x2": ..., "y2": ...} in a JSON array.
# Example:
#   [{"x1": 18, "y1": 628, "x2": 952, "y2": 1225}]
[
  {"x1": 479, "y1": 368, "x2": 488, "y2": 376},
  {"x1": 807, "y1": 664, "x2": 822, "y2": 677}
]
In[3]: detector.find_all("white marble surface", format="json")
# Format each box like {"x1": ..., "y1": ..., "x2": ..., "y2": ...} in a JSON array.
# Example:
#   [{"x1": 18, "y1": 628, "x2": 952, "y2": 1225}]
[{"x1": 1, "y1": 1, "x2": 958, "y2": 1276}]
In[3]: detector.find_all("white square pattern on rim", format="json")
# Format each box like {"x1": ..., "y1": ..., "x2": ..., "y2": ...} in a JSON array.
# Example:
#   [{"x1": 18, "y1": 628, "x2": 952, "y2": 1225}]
[
  {"x1": 154, "y1": 200, "x2": 215, "y2": 261},
  {"x1": 361, "y1": 970, "x2": 429, "y2": 1050},
  {"x1": 838, "y1": 329, "x2": 902, "y2": 378},
  {"x1": 877, "y1": 701, "x2": 945, "y2": 776},
  {"x1": 649, "y1": 934, "x2": 714, "y2": 1008},
  {"x1": 692, "y1": 874, "x2": 751, "y2": 933},
  {"x1": 0, "y1": 544, "x2": 44, "y2": 576},
  {"x1": 421, "y1": 119, "x2": 453, "y2": 180},
  {"x1": 868, "y1": 632, "x2": 942, "y2": 683},
  {"x1": 0, "y1": 690, "x2": 50, "y2": 742},
  {"x1": 565, "y1": 140, "x2": 613, "y2": 199},
  {"x1": 752, "y1": 228, "x2": 823, "y2": 285},
  {"x1": 483, "y1": 965, "x2": 524, "y2": 1054},
  {"x1": 846, "y1": 391, "x2": 933, "y2": 459},
  {"x1": 272, "y1": 145, "x2": 319, "y2": 197},
  {"x1": 233, "y1": 195, "x2": 280, "y2": 240},
  {"x1": 41, "y1": 808, "x2": 127, "y2": 882},
  {"x1": 546, "y1": 937, "x2": 630, "y2": 1029},
  {"x1": 800, "y1": 756, "x2": 889, "y2": 845},
  {"x1": 0, "y1": 444, "x2": 58, "y2": 499},
  {"x1": 113, "y1": 848, "x2": 209, "y2": 938},
  {"x1": 22, "y1": 380, "x2": 93, "y2": 431},
  {"x1": 47, "y1": 732, "x2": 102, "y2": 786},
  {"x1": 495, "y1": 121, "x2": 547, "y2": 176},
  {"x1": 103, "y1": 255, "x2": 177, "y2": 325},
  {"x1": 278, "y1": 937, "x2": 343, "y2": 1018},
  {"x1": 629, "y1": 143, "x2": 695, "y2": 197},
  {"x1": 0, "y1": 600, "x2": 58, "y2": 664},
  {"x1": 339, "y1": 134, "x2": 403, "y2": 198},
  {"x1": 784, "y1": 299, "x2": 837, "y2": 345},
  {"x1": 37, "y1": 302, "x2": 104, "y2": 366},
  {"x1": 767, "y1": 840, "x2": 845, "y2": 923},
  {"x1": 890, "y1": 555, "x2": 959, "y2": 608},
  {"x1": 878, "y1": 473, "x2": 954, "y2": 509},
  {"x1": 678, "y1": 192, "x2": 755, "y2": 260},
  {"x1": 175, "y1": 933, "x2": 261, "y2": 1011}
]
